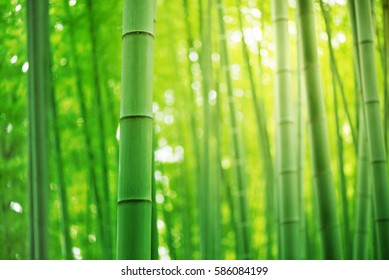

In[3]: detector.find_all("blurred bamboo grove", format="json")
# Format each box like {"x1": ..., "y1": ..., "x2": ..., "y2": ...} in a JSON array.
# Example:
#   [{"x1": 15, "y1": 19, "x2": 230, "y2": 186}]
[{"x1": 0, "y1": 0, "x2": 389, "y2": 260}]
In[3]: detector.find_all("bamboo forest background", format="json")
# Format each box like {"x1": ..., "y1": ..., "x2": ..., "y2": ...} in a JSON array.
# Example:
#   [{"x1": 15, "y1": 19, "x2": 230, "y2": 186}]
[{"x1": 1, "y1": 0, "x2": 389, "y2": 260}]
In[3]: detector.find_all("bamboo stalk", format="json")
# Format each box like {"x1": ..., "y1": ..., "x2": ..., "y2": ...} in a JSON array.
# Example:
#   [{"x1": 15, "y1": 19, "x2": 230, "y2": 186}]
[
  {"x1": 117, "y1": 0, "x2": 154, "y2": 260},
  {"x1": 27, "y1": 0, "x2": 50, "y2": 260},
  {"x1": 353, "y1": 0, "x2": 389, "y2": 259},
  {"x1": 271, "y1": 0, "x2": 300, "y2": 259},
  {"x1": 216, "y1": 0, "x2": 251, "y2": 260},
  {"x1": 296, "y1": 0, "x2": 343, "y2": 259},
  {"x1": 239, "y1": 0, "x2": 276, "y2": 259},
  {"x1": 319, "y1": 1, "x2": 351, "y2": 258}
]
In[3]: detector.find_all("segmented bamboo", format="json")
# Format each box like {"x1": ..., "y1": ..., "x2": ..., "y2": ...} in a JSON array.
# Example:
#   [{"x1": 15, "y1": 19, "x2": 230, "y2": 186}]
[
  {"x1": 354, "y1": 0, "x2": 389, "y2": 259},
  {"x1": 296, "y1": 0, "x2": 343, "y2": 259},
  {"x1": 117, "y1": 0, "x2": 154, "y2": 260},
  {"x1": 271, "y1": 0, "x2": 300, "y2": 259}
]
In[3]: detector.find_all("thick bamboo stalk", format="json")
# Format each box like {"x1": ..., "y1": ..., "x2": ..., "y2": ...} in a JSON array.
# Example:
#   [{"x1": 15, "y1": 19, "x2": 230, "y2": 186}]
[
  {"x1": 354, "y1": 0, "x2": 389, "y2": 259},
  {"x1": 271, "y1": 0, "x2": 300, "y2": 259},
  {"x1": 117, "y1": 0, "x2": 154, "y2": 260},
  {"x1": 27, "y1": 0, "x2": 50, "y2": 260},
  {"x1": 296, "y1": 0, "x2": 343, "y2": 259}
]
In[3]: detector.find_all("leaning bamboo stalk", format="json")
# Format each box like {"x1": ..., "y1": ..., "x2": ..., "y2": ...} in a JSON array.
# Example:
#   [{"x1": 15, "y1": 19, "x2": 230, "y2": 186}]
[{"x1": 117, "y1": 0, "x2": 154, "y2": 260}]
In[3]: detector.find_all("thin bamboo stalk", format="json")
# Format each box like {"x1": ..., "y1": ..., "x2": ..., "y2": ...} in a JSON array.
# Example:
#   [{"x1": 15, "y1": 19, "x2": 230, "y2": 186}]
[
  {"x1": 239, "y1": 0, "x2": 276, "y2": 259},
  {"x1": 217, "y1": 0, "x2": 251, "y2": 260}
]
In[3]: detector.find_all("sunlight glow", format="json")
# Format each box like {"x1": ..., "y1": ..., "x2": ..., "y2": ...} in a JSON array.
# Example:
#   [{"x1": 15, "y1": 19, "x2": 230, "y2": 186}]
[
  {"x1": 69, "y1": 0, "x2": 76, "y2": 7},
  {"x1": 15, "y1": 4, "x2": 21, "y2": 12},
  {"x1": 189, "y1": 51, "x2": 198, "y2": 62},
  {"x1": 10, "y1": 55, "x2": 17, "y2": 64},
  {"x1": 6, "y1": 123, "x2": 13, "y2": 133},
  {"x1": 22, "y1": 62, "x2": 29, "y2": 73},
  {"x1": 72, "y1": 247, "x2": 82, "y2": 260},
  {"x1": 10, "y1": 201, "x2": 22, "y2": 213}
]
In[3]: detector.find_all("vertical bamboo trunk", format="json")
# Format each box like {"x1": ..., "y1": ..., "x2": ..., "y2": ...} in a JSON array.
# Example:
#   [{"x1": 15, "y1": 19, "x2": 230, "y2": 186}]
[
  {"x1": 383, "y1": 0, "x2": 389, "y2": 151},
  {"x1": 354, "y1": 0, "x2": 389, "y2": 259},
  {"x1": 319, "y1": 1, "x2": 351, "y2": 258},
  {"x1": 347, "y1": 0, "x2": 372, "y2": 260},
  {"x1": 150, "y1": 0, "x2": 159, "y2": 261},
  {"x1": 27, "y1": 0, "x2": 50, "y2": 260},
  {"x1": 257, "y1": 1, "x2": 277, "y2": 259},
  {"x1": 296, "y1": 0, "x2": 343, "y2": 259},
  {"x1": 296, "y1": 15, "x2": 307, "y2": 260},
  {"x1": 63, "y1": 0, "x2": 107, "y2": 258},
  {"x1": 151, "y1": 129, "x2": 159, "y2": 260},
  {"x1": 353, "y1": 117, "x2": 371, "y2": 259},
  {"x1": 117, "y1": 0, "x2": 154, "y2": 260},
  {"x1": 237, "y1": 0, "x2": 275, "y2": 259},
  {"x1": 198, "y1": 0, "x2": 215, "y2": 260},
  {"x1": 271, "y1": 0, "x2": 300, "y2": 259},
  {"x1": 86, "y1": 0, "x2": 112, "y2": 258},
  {"x1": 216, "y1": 0, "x2": 251, "y2": 260},
  {"x1": 49, "y1": 84, "x2": 73, "y2": 260}
]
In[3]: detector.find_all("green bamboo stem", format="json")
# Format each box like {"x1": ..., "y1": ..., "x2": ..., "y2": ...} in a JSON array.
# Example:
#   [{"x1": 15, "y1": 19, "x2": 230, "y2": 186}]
[
  {"x1": 86, "y1": 0, "x2": 112, "y2": 258},
  {"x1": 49, "y1": 84, "x2": 73, "y2": 260},
  {"x1": 353, "y1": 116, "x2": 371, "y2": 259},
  {"x1": 296, "y1": 0, "x2": 343, "y2": 259},
  {"x1": 198, "y1": 0, "x2": 214, "y2": 260},
  {"x1": 258, "y1": 1, "x2": 279, "y2": 259},
  {"x1": 238, "y1": 0, "x2": 275, "y2": 259},
  {"x1": 271, "y1": 0, "x2": 300, "y2": 259},
  {"x1": 319, "y1": 1, "x2": 351, "y2": 258},
  {"x1": 353, "y1": 0, "x2": 389, "y2": 259},
  {"x1": 296, "y1": 14, "x2": 308, "y2": 260},
  {"x1": 347, "y1": 0, "x2": 372, "y2": 260},
  {"x1": 151, "y1": 129, "x2": 159, "y2": 260},
  {"x1": 117, "y1": 0, "x2": 154, "y2": 260},
  {"x1": 27, "y1": 0, "x2": 50, "y2": 260},
  {"x1": 182, "y1": 0, "x2": 201, "y2": 176},
  {"x1": 63, "y1": 0, "x2": 108, "y2": 259},
  {"x1": 217, "y1": 0, "x2": 251, "y2": 260},
  {"x1": 383, "y1": 0, "x2": 389, "y2": 152}
]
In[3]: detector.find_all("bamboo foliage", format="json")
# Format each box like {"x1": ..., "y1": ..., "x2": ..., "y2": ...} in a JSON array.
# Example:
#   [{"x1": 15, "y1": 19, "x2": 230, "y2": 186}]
[{"x1": 117, "y1": 0, "x2": 154, "y2": 260}]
